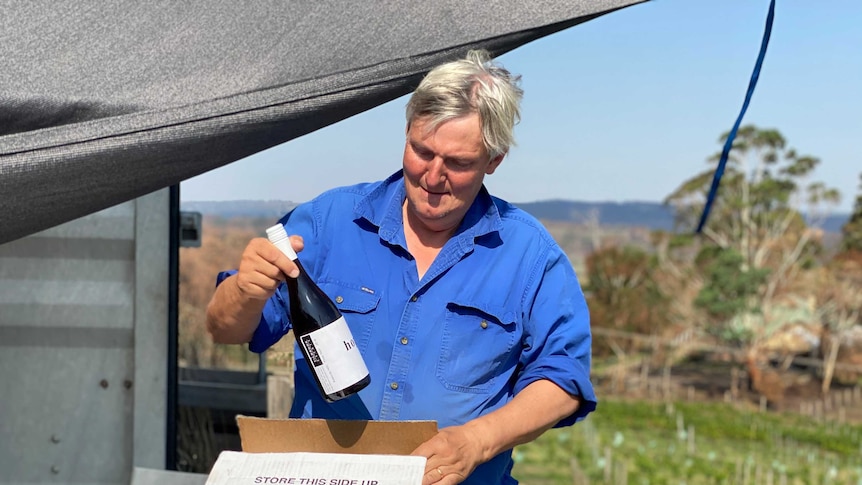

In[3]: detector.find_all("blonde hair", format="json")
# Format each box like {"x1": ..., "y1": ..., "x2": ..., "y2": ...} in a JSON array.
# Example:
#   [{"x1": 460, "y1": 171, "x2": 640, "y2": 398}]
[{"x1": 406, "y1": 50, "x2": 523, "y2": 159}]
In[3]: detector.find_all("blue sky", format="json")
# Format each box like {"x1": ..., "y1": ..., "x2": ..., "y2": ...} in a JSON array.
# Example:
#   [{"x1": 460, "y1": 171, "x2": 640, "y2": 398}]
[{"x1": 182, "y1": 0, "x2": 862, "y2": 213}]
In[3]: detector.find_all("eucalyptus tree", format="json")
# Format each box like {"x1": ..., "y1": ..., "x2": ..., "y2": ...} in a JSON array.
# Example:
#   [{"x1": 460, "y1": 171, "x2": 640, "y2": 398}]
[
  {"x1": 840, "y1": 173, "x2": 862, "y2": 253},
  {"x1": 664, "y1": 125, "x2": 840, "y2": 347}
]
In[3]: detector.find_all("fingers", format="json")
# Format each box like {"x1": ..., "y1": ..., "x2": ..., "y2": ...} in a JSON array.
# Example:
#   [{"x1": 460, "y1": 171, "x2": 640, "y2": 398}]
[
  {"x1": 289, "y1": 235, "x2": 304, "y2": 254},
  {"x1": 422, "y1": 465, "x2": 465, "y2": 485},
  {"x1": 422, "y1": 467, "x2": 443, "y2": 485},
  {"x1": 413, "y1": 429, "x2": 475, "y2": 485},
  {"x1": 235, "y1": 236, "x2": 304, "y2": 299},
  {"x1": 272, "y1": 235, "x2": 304, "y2": 277}
]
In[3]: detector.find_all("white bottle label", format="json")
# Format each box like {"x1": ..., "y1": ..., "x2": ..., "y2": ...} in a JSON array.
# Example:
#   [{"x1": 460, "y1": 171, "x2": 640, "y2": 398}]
[{"x1": 299, "y1": 316, "x2": 369, "y2": 395}]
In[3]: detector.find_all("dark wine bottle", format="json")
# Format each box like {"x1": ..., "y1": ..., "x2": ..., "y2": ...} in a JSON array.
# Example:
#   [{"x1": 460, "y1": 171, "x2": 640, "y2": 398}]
[{"x1": 266, "y1": 224, "x2": 371, "y2": 402}]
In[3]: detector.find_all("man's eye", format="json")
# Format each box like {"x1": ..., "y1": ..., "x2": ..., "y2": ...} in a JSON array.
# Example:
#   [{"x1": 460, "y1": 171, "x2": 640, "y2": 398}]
[{"x1": 414, "y1": 147, "x2": 433, "y2": 159}]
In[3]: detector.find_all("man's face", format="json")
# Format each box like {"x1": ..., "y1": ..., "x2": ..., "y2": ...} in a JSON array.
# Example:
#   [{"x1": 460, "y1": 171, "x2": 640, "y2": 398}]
[{"x1": 402, "y1": 114, "x2": 504, "y2": 234}]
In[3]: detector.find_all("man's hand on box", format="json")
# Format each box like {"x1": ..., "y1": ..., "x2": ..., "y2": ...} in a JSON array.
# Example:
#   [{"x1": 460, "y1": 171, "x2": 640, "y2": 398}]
[
  {"x1": 412, "y1": 423, "x2": 491, "y2": 485},
  {"x1": 409, "y1": 380, "x2": 582, "y2": 484}
]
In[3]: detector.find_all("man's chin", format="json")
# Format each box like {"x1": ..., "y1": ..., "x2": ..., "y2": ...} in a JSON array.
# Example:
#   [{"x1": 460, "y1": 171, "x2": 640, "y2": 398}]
[
  {"x1": 415, "y1": 204, "x2": 457, "y2": 224},
  {"x1": 412, "y1": 196, "x2": 446, "y2": 214},
  {"x1": 418, "y1": 208, "x2": 448, "y2": 221}
]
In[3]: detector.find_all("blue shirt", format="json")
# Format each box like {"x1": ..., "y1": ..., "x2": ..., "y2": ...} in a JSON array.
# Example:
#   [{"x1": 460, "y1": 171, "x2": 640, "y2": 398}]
[{"x1": 217, "y1": 171, "x2": 596, "y2": 485}]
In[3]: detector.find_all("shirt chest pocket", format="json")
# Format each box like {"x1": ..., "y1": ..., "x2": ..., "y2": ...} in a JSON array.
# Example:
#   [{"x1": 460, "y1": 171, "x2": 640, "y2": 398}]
[
  {"x1": 319, "y1": 282, "x2": 380, "y2": 354},
  {"x1": 436, "y1": 299, "x2": 519, "y2": 393}
]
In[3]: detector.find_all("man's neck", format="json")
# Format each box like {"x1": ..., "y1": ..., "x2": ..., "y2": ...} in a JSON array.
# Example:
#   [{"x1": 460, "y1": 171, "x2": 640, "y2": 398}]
[
  {"x1": 402, "y1": 202, "x2": 460, "y2": 279},
  {"x1": 402, "y1": 202, "x2": 459, "y2": 249}
]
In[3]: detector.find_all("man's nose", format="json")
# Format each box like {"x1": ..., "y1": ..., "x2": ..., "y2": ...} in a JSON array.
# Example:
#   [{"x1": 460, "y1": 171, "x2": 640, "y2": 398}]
[{"x1": 426, "y1": 157, "x2": 446, "y2": 185}]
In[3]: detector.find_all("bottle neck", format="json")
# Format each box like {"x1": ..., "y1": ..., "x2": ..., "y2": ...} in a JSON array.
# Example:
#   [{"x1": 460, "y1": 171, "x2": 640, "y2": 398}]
[{"x1": 271, "y1": 236, "x2": 298, "y2": 261}]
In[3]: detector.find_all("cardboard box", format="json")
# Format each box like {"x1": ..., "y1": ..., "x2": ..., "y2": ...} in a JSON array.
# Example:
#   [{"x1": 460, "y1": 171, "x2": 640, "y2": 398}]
[{"x1": 205, "y1": 417, "x2": 438, "y2": 485}]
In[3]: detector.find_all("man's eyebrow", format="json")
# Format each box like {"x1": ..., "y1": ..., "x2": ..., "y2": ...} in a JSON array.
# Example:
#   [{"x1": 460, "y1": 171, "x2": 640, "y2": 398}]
[
  {"x1": 409, "y1": 139, "x2": 476, "y2": 163},
  {"x1": 410, "y1": 140, "x2": 433, "y2": 154}
]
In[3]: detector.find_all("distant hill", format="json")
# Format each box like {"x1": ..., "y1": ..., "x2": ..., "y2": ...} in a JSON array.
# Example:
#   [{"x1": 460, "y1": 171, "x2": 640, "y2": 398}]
[
  {"x1": 516, "y1": 200, "x2": 850, "y2": 233},
  {"x1": 181, "y1": 199, "x2": 850, "y2": 233},
  {"x1": 516, "y1": 200, "x2": 676, "y2": 230},
  {"x1": 181, "y1": 200, "x2": 299, "y2": 219}
]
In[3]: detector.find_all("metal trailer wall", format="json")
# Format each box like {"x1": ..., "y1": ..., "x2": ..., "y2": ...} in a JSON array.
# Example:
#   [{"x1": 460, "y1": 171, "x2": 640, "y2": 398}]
[{"x1": 0, "y1": 190, "x2": 170, "y2": 484}]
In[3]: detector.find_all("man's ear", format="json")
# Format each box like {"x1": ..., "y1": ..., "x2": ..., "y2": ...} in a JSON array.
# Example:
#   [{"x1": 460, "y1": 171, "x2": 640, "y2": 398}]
[{"x1": 486, "y1": 153, "x2": 505, "y2": 175}]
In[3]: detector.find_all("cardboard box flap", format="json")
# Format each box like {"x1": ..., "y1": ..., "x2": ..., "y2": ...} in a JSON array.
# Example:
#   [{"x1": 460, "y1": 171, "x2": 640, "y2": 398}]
[
  {"x1": 205, "y1": 451, "x2": 427, "y2": 485},
  {"x1": 237, "y1": 416, "x2": 438, "y2": 455}
]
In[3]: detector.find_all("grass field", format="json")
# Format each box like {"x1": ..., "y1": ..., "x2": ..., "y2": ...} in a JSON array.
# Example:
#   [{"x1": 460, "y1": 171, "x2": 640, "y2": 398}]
[{"x1": 512, "y1": 399, "x2": 862, "y2": 485}]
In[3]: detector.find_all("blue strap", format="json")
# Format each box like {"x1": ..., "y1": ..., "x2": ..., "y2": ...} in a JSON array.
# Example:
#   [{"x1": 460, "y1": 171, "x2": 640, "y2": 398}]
[{"x1": 696, "y1": 0, "x2": 776, "y2": 234}]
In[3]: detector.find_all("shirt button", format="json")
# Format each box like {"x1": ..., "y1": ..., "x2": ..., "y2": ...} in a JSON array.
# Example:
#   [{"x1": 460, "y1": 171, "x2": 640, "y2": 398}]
[
  {"x1": 480, "y1": 320, "x2": 488, "y2": 329},
  {"x1": 400, "y1": 337, "x2": 408, "y2": 345},
  {"x1": 335, "y1": 296, "x2": 344, "y2": 304},
  {"x1": 390, "y1": 382, "x2": 399, "y2": 390},
  {"x1": 410, "y1": 295, "x2": 418, "y2": 302}
]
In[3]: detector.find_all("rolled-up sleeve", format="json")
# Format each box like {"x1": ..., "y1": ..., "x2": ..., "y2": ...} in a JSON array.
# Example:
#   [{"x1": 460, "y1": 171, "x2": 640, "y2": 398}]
[{"x1": 515, "y1": 245, "x2": 597, "y2": 427}]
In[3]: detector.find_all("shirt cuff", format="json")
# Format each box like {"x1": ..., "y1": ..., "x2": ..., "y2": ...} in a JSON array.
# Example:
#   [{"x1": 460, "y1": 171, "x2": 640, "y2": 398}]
[{"x1": 514, "y1": 355, "x2": 597, "y2": 427}]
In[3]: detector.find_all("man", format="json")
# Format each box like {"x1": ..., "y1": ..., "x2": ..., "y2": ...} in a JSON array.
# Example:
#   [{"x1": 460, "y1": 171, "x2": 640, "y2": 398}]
[{"x1": 206, "y1": 50, "x2": 596, "y2": 485}]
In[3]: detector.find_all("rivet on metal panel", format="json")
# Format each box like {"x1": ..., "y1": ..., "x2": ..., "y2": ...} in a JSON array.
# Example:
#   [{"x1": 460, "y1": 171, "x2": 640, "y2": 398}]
[
  {"x1": 124, "y1": 379, "x2": 133, "y2": 389},
  {"x1": 50, "y1": 434, "x2": 60, "y2": 444},
  {"x1": 51, "y1": 466, "x2": 60, "y2": 474},
  {"x1": 100, "y1": 379, "x2": 109, "y2": 389}
]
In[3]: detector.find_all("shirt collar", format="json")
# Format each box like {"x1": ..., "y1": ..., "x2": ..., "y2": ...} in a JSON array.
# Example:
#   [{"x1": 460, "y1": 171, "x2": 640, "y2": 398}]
[{"x1": 354, "y1": 170, "x2": 503, "y2": 246}]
